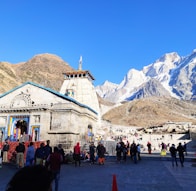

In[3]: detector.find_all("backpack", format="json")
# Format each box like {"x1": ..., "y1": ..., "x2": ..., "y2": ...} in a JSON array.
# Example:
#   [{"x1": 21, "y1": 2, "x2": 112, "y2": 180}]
[{"x1": 3, "y1": 144, "x2": 9, "y2": 151}]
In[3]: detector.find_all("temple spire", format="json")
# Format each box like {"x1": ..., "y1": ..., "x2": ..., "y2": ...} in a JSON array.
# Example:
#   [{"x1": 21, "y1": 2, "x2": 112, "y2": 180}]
[{"x1": 78, "y1": 56, "x2": 82, "y2": 70}]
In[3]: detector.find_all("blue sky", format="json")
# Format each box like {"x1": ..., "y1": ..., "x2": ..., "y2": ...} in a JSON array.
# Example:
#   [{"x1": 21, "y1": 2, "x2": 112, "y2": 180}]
[{"x1": 1, "y1": 0, "x2": 196, "y2": 86}]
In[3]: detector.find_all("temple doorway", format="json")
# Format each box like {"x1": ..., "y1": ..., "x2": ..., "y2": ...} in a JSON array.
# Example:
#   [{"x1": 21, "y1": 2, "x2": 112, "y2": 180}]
[
  {"x1": 31, "y1": 126, "x2": 40, "y2": 142},
  {"x1": 0, "y1": 127, "x2": 5, "y2": 143},
  {"x1": 8, "y1": 116, "x2": 30, "y2": 141},
  {"x1": 16, "y1": 119, "x2": 28, "y2": 135},
  {"x1": 87, "y1": 125, "x2": 94, "y2": 142}
]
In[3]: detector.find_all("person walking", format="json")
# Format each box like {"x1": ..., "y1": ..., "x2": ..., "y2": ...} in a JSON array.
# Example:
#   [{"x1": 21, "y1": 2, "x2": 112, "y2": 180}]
[
  {"x1": 183, "y1": 142, "x2": 187, "y2": 156},
  {"x1": 96, "y1": 142, "x2": 106, "y2": 165},
  {"x1": 169, "y1": 144, "x2": 178, "y2": 167},
  {"x1": 89, "y1": 142, "x2": 96, "y2": 164},
  {"x1": 147, "y1": 142, "x2": 152, "y2": 154},
  {"x1": 34, "y1": 142, "x2": 45, "y2": 165},
  {"x1": 137, "y1": 144, "x2": 141, "y2": 160},
  {"x1": 44, "y1": 140, "x2": 52, "y2": 158},
  {"x1": 26, "y1": 142, "x2": 35, "y2": 166},
  {"x1": 47, "y1": 146, "x2": 63, "y2": 191},
  {"x1": 73, "y1": 142, "x2": 81, "y2": 167},
  {"x1": 116, "y1": 142, "x2": 122, "y2": 163},
  {"x1": 130, "y1": 142, "x2": 135, "y2": 160},
  {"x1": 15, "y1": 142, "x2": 25, "y2": 168},
  {"x1": 58, "y1": 144, "x2": 65, "y2": 163},
  {"x1": 44, "y1": 140, "x2": 52, "y2": 167},
  {"x1": 131, "y1": 142, "x2": 137, "y2": 164},
  {"x1": 122, "y1": 144, "x2": 128, "y2": 162},
  {"x1": 177, "y1": 142, "x2": 185, "y2": 167},
  {"x1": 2, "y1": 141, "x2": 10, "y2": 163},
  {"x1": 126, "y1": 140, "x2": 130, "y2": 155}
]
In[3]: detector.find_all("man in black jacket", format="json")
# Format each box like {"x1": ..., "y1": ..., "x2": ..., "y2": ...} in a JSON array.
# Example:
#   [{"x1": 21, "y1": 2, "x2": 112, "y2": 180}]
[
  {"x1": 177, "y1": 142, "x2": 185, "y2": 167},
  {"x1": 169, "y1": 144, "x2": 178, "y2": 167},
  {"x1": 44, "y1": 140, "x2": 52, "y2": 167},
  {"x1": 3, "y1": 141, "x2": 10, "y2": 163},
  {"x1": 15, "y1": 142, "x2": 25, "y2": 168}
]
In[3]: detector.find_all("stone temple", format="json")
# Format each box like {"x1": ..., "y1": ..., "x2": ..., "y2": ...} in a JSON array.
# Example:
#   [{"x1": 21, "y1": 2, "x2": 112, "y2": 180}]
[{"x1": 0, "y1": 57, "x2": 100, "y2": 151}]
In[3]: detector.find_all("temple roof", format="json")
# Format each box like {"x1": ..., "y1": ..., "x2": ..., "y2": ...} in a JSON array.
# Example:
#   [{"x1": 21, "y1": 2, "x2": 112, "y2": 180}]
[
  {"x1": 63, "y1": 70, "x2": 95, "y2": 80},
  {"x1": 0, "y1": 81, "x2": 98, "y2": 115}
]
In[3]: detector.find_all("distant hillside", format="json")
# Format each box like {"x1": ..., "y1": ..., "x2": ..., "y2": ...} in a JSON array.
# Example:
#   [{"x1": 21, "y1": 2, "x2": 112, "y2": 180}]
[
  {"x1": 0, "y1": 53, "x2": 74, "y2": 94},
  {"x1": 102, "y1": 97, "x2": 196, "y2": 127}
]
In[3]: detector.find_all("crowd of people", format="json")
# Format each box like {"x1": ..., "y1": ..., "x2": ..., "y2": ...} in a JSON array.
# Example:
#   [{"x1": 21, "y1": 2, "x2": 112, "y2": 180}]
[
  {"x1": 1, "y1": 140, "x2": 63, "y2": 191},
  {"x1": 73, "y1": 141, "x2": 106, "y2": 166},
  {"x1": 169, "y1": 142, "x2": 186, "y2": 167},
  {"x1": 1, "y1": 139, "x2": 189, "y2": 191},
  {"x1": 2, "y1": 140, "x2": 108, "y2": 191},
  {"x1": 115, "y1": 140, "x2": 141, "y2": 164},
  {"x1": 1, "y1": 139, "x2": 188, "y2": 168},
  {"x1": 113, "y1": 139, "x2": 188, "y2": 166}
]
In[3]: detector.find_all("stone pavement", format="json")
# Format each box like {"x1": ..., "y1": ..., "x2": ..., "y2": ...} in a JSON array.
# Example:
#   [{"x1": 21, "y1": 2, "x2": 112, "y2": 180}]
[{"x1": 0, "y1": 154, "x2": 196, "y2": 191}]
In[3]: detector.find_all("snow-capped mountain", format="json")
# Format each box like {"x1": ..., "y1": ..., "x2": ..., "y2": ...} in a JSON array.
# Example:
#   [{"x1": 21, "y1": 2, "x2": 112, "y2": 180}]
[
  {"x1": 96, "y1": 49, "x2": 196, "y2": 103},
  {"x1": 126, "y1": 78, "x2": 171, "y2": 101},
  {"x1": 96, "y1": 80, "x2": 118, "y2": 98}
]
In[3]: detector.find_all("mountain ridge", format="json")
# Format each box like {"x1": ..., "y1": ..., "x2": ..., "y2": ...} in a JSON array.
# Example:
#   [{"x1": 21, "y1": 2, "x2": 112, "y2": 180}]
[
  {"x1": 0, "y1": 53, "x2": 74, "y2": 94},
  {"x1": 96, "y1": 49, "x2": 196, "y2": 103}
]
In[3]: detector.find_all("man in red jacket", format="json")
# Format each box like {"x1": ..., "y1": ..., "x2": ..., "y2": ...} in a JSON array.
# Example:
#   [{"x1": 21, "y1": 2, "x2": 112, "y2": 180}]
[
  {"x1": 47, "y1": 146, "x2": 63, "y2": 191},
  {"x1": 73, "y1": 142, "x2": 81, "y2": 167}
]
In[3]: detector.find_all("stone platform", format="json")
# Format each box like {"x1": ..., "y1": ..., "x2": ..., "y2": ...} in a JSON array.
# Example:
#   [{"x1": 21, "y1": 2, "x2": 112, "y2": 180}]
[{"x1": 1, "y1": 153, "x2": 196, "y2": 191}]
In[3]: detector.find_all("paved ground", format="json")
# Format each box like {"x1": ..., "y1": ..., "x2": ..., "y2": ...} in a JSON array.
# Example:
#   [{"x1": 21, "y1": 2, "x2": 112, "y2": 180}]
[{"x1": 1, "y1": 153, "x2": 196, "y2": 191}]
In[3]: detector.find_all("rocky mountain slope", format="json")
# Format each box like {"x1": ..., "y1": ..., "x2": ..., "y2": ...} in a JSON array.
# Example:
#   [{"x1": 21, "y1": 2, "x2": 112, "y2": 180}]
[
  {"x1": 0, "y1": 53, "x2": 74, "y2": 94},
  {"x1": 102, "y1": 97, "x2": 196, "y2": 127},
  {"x1": 126, "y1": 78, "x2": 171, "y2": 100}
]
